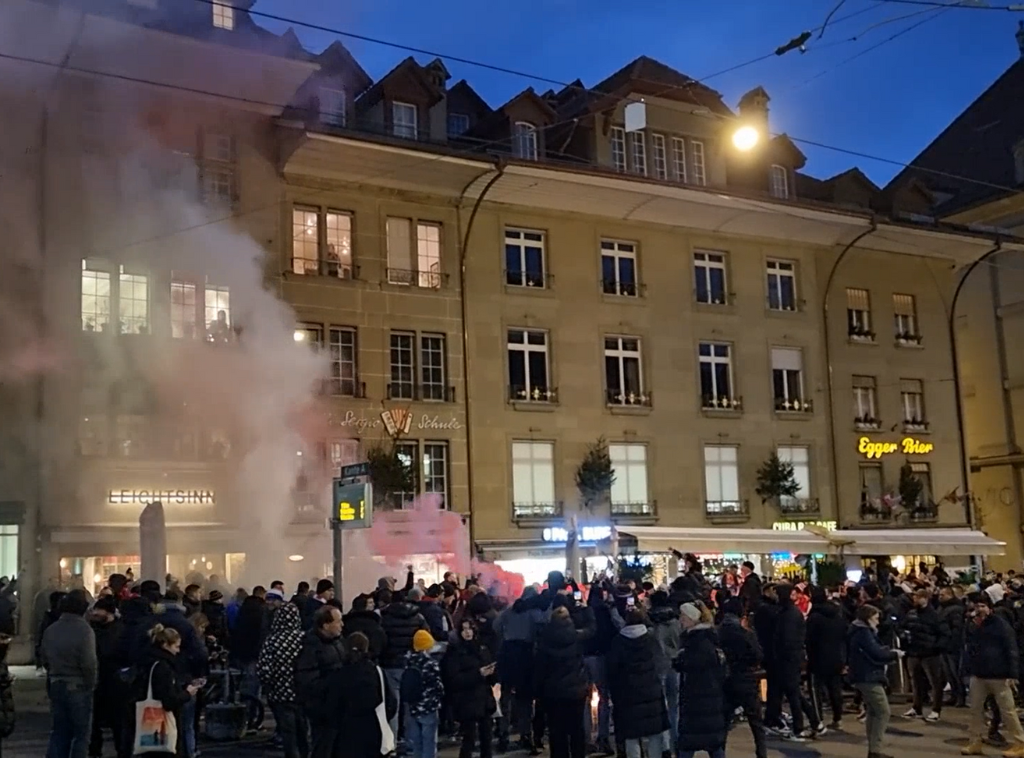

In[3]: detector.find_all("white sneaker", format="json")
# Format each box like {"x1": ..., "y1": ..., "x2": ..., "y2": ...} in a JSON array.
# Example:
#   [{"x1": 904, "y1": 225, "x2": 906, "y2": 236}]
[
  {"x1": 814, "y1": 723, "x2": 828, "y2": 736},
  {"x1": 926, "y1": 711, "x2": 941, "y2": 723},
  {"x1": 903, "y1": 708, "x2": 922, "y2": 719}
]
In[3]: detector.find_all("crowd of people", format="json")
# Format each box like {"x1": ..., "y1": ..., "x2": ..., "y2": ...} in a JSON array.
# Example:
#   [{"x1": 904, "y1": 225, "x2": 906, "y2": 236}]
[{"x1": 29, "y1": 558, "x2": 1024, "y2": 758}]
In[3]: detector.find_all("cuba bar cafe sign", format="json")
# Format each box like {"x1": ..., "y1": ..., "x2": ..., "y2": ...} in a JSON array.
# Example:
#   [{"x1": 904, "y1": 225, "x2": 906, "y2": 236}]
[{"x1": 858, "y1": 436, "x2": 934, "y2": 460}]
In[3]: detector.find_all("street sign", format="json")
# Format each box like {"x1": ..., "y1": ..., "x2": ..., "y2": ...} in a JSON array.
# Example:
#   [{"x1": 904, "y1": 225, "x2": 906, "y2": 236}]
[
  {"x1": 332, "y1": 480, "x2": 373, "y2": 529},
  {"x1": 339, "y1": 462, "x2": 369, "y2": 481}
]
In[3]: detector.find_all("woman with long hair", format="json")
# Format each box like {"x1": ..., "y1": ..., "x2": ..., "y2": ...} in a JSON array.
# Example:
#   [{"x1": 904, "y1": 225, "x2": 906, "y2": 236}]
[
  {"x1": 338, "y1": 632, "x2": 397, "y2": 758},
  {"x1": 131, "y1": 624, "x2": 202, "y2": 756}
]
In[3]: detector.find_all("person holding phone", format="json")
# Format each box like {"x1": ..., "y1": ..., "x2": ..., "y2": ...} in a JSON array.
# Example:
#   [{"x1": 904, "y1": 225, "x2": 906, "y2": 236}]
[
  {"x1": 130, "y1": 624, "x2": 202, "y2": 757},
  {"x1": 443, "y1": 620, "x2": 497, "y2": 758}
]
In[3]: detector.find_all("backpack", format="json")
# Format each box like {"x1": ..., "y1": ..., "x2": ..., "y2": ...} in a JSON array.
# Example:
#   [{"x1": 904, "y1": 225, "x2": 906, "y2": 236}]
[{"x1": 400, "y1": 665, "x2": 424, "y2": 705}]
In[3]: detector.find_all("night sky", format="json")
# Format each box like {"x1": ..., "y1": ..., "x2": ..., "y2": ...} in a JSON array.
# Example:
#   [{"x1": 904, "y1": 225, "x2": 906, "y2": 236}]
[{"x1": 255, "y1": 0, "x2": 1022, "y2": 186}]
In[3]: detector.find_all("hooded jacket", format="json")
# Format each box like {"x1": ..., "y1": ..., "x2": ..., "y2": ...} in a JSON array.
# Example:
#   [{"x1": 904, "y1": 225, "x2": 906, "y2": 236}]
[
  {"x1": 675, "y1": 624, "x2": 727, "y2": 753},
  {"x1": 847, "y1": 619, "x2": 897, "y2": 685},
  {"x1": 648, "y1": 605, "x2": 681, "y2": 663},
  {"x1": 717, "y1": 614, "x2": 762, "y2": 699},
  {"x1": 805, "y1": 600, "x2": 848, "y2": 676},
  {"x1": 293, "y1": 627, "x2": 348, "y2": 723},
  {"x1": 380, "y1": 602, "x2": 429, "y2": 668},
  {"x1": 257, "y1": 603, "x2": 303, "y2": 704},
  {"x1": 342, "y1": 609, "x2": 388, "y2": 661},
  {"x1": 404, "y1": 648, "x2": 445, "y2": 717},
  {"x1": 442, "y1": 637, "x2": 496, "y2": 722},
  {"x1": 533, "y1": 615, "x2": 591, "y2": 701},
  {"x1": 901, "y1": 601, "x2": 947, "y2": 658},
  {"x1": 606, "y1": 624, "x2": 668, "y2": 740},
  {"x1": 495, "y1": 590, "x2": 545, "y2": 690}
]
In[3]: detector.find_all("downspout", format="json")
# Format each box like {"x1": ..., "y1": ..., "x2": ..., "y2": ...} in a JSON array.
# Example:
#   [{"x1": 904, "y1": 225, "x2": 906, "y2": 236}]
[
  {"x1": 33, "y1": 107, "x2": 49, "y2": 613},
  {"x1": 823, "y1": 222, "x2": 878, "y2": 528},
  {"x1": 948, "y1": 240, "x2": 1002, "y2": 529},
  {"x1": 456, "y1": 162, "x2": 505, "y2": 559}
]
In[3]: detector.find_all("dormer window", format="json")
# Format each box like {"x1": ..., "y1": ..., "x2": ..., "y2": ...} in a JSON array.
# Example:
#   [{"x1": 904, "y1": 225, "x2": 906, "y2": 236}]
[
  {"x1": 770, "y1": 164, "x2": 789, "y2": 199},
  {"x1": 211, "y1": 1, "x2": 234, "y2": 30},
  {"x1": 448, "y1": 113, "x2": 470, "y2": 137},
  {"x1": 1014, "y1": 140, "x2": 1024, "y2": 185},
  {"x1": 319, "y1": 88, "x2": 346, "y2": 127},
  {"x1": 393, "y1": 102, "x2": 418, "y2": 140},
  {"x1": 513, "y1": 122, "x2": 538, "y2": 161}
]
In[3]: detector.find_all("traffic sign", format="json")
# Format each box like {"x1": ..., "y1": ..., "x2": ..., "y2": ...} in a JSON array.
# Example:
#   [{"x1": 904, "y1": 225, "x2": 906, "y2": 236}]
[
  {"x1": 332, "y1": 480, "x2": 373, "y2": 529},
  {"x1": 340, "y1": 462, "x2": 369, "y2": 481}
]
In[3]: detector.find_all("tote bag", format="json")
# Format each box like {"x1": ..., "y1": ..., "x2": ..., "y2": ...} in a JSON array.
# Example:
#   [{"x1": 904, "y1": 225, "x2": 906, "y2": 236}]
[
  {"x1": 375, "y1": 665, "x2": 396, "y2": 755},
  {"x1": 133, "y1": 662, "x2": 179, "y2": 755}
]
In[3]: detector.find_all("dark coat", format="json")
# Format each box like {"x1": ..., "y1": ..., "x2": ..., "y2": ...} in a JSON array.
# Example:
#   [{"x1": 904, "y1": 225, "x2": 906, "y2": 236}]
[
  {"x1": 901, "y1": 603, "x2": 946, "y2": 658},
  {"x1": 337, "y1": 653, "x2": 398, "y2": 758},
  {"x1": 442, "y1": 639, "x2": 496, "y2": 722},
  {"x1": 805, "y1": 601, "x2": 848, "y2": 676},
  {"x1": 533, "y1": 616, "x2": 591, "y2": 702},
  {"x1": 0, "y1": 661, "x2": 13, "y2": 739},
  {"x1": 380, "y1": 602, "x2": 429, "y2": 668},
  {"x1": 418, "y1": 601, "x2": 452, "y2": 642},
  {"x1": 132, "y1": 646, "x2": 192, "y2": 757},
  {"x1": 230, "y1": 597, "x2": 267, "y2": 665},
  {"x1": 772, "y1": 597, "x2": 806, "y2": 683},
  {"x1": 938, "y1": 599, "x2": 965, "y2": 655},
  {"x1": 751, "y1": 598, "x2": 778, "y2": 668},
  {"x1": 739, "y1": 572, "x2": 762, "y2": 610},
  {"x1": 136, "y1": 608, "x2": 208, "y2": 679},
  {"x1": 675, "y1": 625, "x2": 727, "y2": 753},
  {"x1": 847, "y1": 620, "x2": 898, "y2": 685},
  {"x1": 605, "y1": 626, "x2": 668, "y2": 740},
  {"x1": 200, "y1": 600, "x2": 228, "y2": 646},
  {"x1": 91, "y1": 618, "x2": 124, "y2": 726},
  {"x1": 293, "y1": 629, "x2": 348, "y2": 724},
  {"x1": 342, "y1": 610, "x2": 388, "y2": 661},
  {"x1": 717, "y1": 615, "x2": 762, "y2": 703},
  {"x1": 581, "y1": 602, "x2": 617, "y2": 658},
  {"x1": 965, "y1": 613, "x2": 1019, "y2": 680}
]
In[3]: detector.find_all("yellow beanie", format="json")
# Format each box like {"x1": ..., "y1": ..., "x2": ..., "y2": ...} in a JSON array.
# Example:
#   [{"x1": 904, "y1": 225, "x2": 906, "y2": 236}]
[{"x1": 413, "y1": 629, "x2": 435, "y2": 652}]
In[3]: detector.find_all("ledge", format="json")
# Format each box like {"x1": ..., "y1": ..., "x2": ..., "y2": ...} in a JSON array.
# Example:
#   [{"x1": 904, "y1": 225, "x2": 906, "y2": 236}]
[{"x1": 510, "y1": 401, "x2": 558, "y2": 413}]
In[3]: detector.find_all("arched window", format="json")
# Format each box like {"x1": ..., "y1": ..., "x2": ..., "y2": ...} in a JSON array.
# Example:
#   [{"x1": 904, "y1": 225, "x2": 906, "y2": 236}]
[{"x1": 513, "y1": 122, "x2": 538, "y2": 161}]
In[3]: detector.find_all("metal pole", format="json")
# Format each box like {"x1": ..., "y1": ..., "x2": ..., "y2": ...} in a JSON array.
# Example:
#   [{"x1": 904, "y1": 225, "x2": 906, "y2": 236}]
[{"x1": 332, "y1": 524, "x2": 343, "y2": 608}]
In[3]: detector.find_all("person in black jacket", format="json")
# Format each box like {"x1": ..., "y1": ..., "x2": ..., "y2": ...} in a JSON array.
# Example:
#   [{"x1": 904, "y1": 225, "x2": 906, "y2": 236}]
[
  {"x1": 131, "y1": 624, "x2": 202, "y2": 757},
  {"x1": 379, "y1": 589, "x2": 430, "y2": 745},
  {"x1": 738, "y1": 562, "x2": 762, "y2": 612},
  {"x1": 88, "y1": 596, "x2": 125, "y2": 758},
  {"x1": 805, "y1": 588, "x2": 848, "y2": 730},
  {"x1": 443, "y1": 619, "x2": 497, "y2": 758},
  {"x1": 675, "y1": 603, "x2": 727, "y2": 758},
  {"x1": 534, "y1": 603, "x2": 591, "y2": 758},
  {"x1": 606, "y1": 608, "x2": 668, "y2": 758},
  {"x1": 900, "y1": 589, "x2": 947, "y2": 722},
  {"x1": 338, "y1": 633, "x2": 398, "y2": 758},
  {"x1": 764, "y1": 584, "x2": 821, "y2": 741},
  {"x1": 416, "y1": 586, "x2": 453, "y2": 643},
  {"x1": 717, "y1": 599, "x2": 766, "y2": 758},
  {"x1": 294, "y1": 604, "x2": 349, "y2": 758},
  {"x1": 582, "y1": 585, "x2": 615, "y2": 755},
  {"x1": 848, "y1": 604, "x2": 901, "y2": 758},
  {"x1": 936, "y1": 586, "x2": 966, "y2": 708},
  {"x1": 962, "y1": 594, "x2": 1024, "y2": 756},
  {"x1": 343, "y1": 595, "x2": 388, "y2": 662}
]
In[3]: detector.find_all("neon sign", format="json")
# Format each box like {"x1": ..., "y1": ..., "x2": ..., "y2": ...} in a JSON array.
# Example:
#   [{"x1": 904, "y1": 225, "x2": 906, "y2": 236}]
[{"x1": 858, "y1": 436, "x2": 934, "y2": 460}]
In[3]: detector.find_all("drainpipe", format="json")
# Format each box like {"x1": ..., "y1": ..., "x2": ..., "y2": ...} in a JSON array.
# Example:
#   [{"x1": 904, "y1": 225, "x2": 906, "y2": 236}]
[
  {"x1": 456, "y1": 162, "x2": 505, "y2": 559},
  {"x1": 823, "y1": 222, "x2": 878, "y2": 528},
  {"x1": 948, "y1": 241, "x2": 1003, "y2": 529}
]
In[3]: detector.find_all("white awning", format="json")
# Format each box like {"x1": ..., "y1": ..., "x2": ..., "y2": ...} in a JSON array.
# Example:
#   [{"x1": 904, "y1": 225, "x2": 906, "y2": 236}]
[
  {"x1": 622, "y1": 526, "x2": 831, "y2": 555},
  {"x1": 836, "y1": 529, "x2": 1005, "y2": 557}
]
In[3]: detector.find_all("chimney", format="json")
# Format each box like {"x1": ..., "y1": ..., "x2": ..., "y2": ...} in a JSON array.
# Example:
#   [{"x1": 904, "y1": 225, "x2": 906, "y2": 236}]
[
  {"x1": 1017, "y1": 20, "x2": 1024, "y2": 58},
  {"x1": 737, "y1": 86, "x2": 770, "y2": 137}
]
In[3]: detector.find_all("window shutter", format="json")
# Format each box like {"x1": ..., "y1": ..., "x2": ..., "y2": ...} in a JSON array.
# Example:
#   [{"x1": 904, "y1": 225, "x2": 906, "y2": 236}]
[{"x1": 770, "y1": 347, "x2": 802, "y2": 371}]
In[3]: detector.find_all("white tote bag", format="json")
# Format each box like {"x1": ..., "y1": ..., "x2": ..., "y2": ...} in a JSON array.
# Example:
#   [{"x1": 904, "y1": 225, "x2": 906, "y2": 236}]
[
  {"x1": 376, "y1": 665, "x2": 396, "y2": 755},
  {"x1": 133, "y1": 662, "x2": 179, "y2": 754}
]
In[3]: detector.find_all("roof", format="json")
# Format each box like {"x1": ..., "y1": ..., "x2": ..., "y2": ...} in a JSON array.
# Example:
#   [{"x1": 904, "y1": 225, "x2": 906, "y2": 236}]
[
  {"x1": 580, "y1": 55, "x2": 733, "y2": 118},
  {"x1": 447, "y1": 79, "x2": 492, "y2": 118},
  {"x1": 356, "y1": 56, "x2": 445, "y2": 110},
  {"x1": 317, "y1": 40, "x2": 372, "y2": 94},
  {"x1": 885, "y1": 58, "x2": 1024, "y2": 216}
]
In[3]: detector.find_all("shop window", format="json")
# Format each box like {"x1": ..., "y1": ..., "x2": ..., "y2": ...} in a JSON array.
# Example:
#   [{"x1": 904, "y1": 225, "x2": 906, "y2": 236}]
[{"x1": 0, "y1": 526, "x2": 17, "y2": 581}]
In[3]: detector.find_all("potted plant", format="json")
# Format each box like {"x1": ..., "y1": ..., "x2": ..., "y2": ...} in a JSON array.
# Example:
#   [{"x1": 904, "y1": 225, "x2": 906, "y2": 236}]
[
  {"x1": 365, "y1": 441, "x2": 415, "y2": 510},
  {"x1": 575, "y1": 436, "x2": 616, "y2": 512},
  {"x1": 897, "y1": 460, "x2": 923, "y2": 512},
  {"x1": 755, "y1": 452, "x2": 801, "y2": 510}
]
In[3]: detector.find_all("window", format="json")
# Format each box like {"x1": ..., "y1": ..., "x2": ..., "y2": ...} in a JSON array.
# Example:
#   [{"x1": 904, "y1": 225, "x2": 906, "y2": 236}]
[
  {"x1": 901, "y1": 379, "x2": 927, "y2": 427},
  {"x1": 291, "y1": 207, "x2": 319, "y2": 275},
  {"x1": 604, "y1": 336, "x2": 647, "y2": 406},
  {"x1": 395, "y1": 441, "x2": 419, "y2": 508},
  {"x1": 423, "y1": 442, "x2": 450, "y2": 509},
  {"x1": 328, "y1": 439, "x2": 361, "y2": 475},
  {"x1": 319, "y1": 88, "x2": 346, "y2": 127},
  {"x1": 504, "y1": 228, "x2": 546, "y2": 288},
  {"x1": 671, "y1": 137, "x2": 687, "y2": 182},
  {"x1": 770, "y1": 164, "x2": 789, "y2": 199},
  {"x1": 600, "y1": 240, "x2": 638, "y2": 297},
  {"x1": 211, "y1": 1, "x2": 234, "y2": 29},
  {"x1": 1015, "y1": 140, "x2": 1024, "y2": 185},
  {"x1": 609, "y1": 444, "x2": 649, "y2": 514},
  {"x1": 694, "y1": 251, "x2": 727, "y2": 305},
  {"x1": 512, "y1": 441, "x2": 556, "y2": 518},
  {"x1": 204, "y1": 285, "x2": 230, "y2": 342},
  {"x1": 420, "y1": 334, "x2": 447, "y2": 401},
  {"x1": 81, "y1": 259, "x2": 111, "y2": 332},
  {"x1": 118, "y1": 266, "x2": 149, "y2": 335},
  {"x1": 170, "y1": 280, "x2": 196, "y2": 339},
  {"x1": 0, "y1": 526, "x2": 18, "y2": 584},
  {"x1": 893, "y1": 294, "x2": 920, "y2": 342},
  {"x1": 295, "y1": 324, "x2": 322, "y2": 349},
  {"x1": 389, "y1": 332, "x2": 416, "y2": 400},
  {"x1": 386, "y1": 218, "x2": 442, "y2": 288},
  {"x1": 507, "y1": 329, "x2": 552, "y2": 402},
  {"x1": 392, "y1": 102, "x2": 418, "y2": 139},
  {"x1": 169, "y1": 276, "x2": 230, "y2": 341},
  {"x1": 766, "y1": 259, "x2": 797, "y2": 311},
  {"x1": 647, "y1": 134, "x2": 668, "y2": 180},
  {"x1": 777, "y1": 446, "x2": 810, "y2": 510},
  {"x1": 691, "y1": 140, "x2": 706, "y2": 186},
  {"x1": 324, "y1": 211, "x2": 354, "y2": 279},
  {"x1": 448, "y1": 113, "x2": 470, "y2": 137},
  {"x1": 290, "y1": 208, "x2": 354, "y2": 278},
  {"x1": 910, "y1": 463, "x2": 933, "y2": 509},
  {"x1": 771, "y1": 347, "x2": 807, "y2": 412},
  {"x1": 610, "y1": 127, "x2": 626, "y2": 172},
  {"x1": 115, "y1": 414, "x2": 148, "y2": 458},
  {"x1": 199, "y1": 131, "x2": 235, "y2": 205},
  {"x1": 853, "y1": 375, "x2": 879, "y2": 427},
  {"x1": 513, "y1": 122, "x2": 538, "y2": 160},
  {"x1": 328, "y1": 328, "x2": 358, "y2": 397},
  {"x1": 628, "y1": 131, "x2": 647, "y2": 176},
  {"x1": 704, "y1": 445, "x2": 741, "y2": 515},
  {"x1": 846, "y1": 288, "x2": 873, "y2": 339},
  {"x1": 699, "y1": 342, "x2": 734, "y2": 409},
  {"x1": 860, "y1": 464, "x2": 883, "y2": 507}
]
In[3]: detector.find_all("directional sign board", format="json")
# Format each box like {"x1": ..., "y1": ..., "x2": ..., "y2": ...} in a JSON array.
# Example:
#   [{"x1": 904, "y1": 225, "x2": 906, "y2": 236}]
[
  {"x1": 339, "y1": 462, "x2": 369, "y2": 481},
  {"x1": 332, "y1": 480, "x2": 373, "y2": 529}
]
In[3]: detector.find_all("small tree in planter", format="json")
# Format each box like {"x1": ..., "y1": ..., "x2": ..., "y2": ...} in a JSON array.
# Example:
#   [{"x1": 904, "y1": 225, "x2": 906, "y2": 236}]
[
  {"x1": 898, "y1": 460, "x2": 923, "y2": 510},
  {"x1": 366, "y1": 441, "x2": 415, "y2": 510},
  {"x1": 575, "y1": 437, "x2": 616, "y2": 512},
  {"x1": 755, "y1": 452, "x2": 801, "y2": 507}
]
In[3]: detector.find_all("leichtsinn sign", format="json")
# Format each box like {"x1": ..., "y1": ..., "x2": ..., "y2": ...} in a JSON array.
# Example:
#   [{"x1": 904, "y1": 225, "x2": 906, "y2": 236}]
[{"x1": 858, "y1": 436, "x2": 934, "y2": 460}]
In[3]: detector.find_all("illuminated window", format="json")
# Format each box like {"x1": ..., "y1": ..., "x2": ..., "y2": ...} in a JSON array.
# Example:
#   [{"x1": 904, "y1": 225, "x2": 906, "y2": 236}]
[
  {"x1": 395, "y1": 441, "x2": 419, "y2": 507},
  {"x1": 901, "y1": 379, "x2": 926, "y2": 426},
  {"x1": 846, "y1": 288, "x2": 872, "y2": 339},
  {"x1": 853, "y1": 375, "x2": 878, "y2": 425},
  {"x1": 118, "y1": 266, "x2": 149, "y2": 335},
  {"x1": 704, "y1": 445, "x2": 740, "y2": 515},
  {"x1": 386, "y1": 218, "x2": 443, "y2": 288},
  {"x1": 170, "y1": 280, "x2": 196, "y2": 339},
  {"x1": 777, "y1": 446, "x2": 810, "y2": 505},
  {"x1": 423, "y1": 442, "x2": 449, "y2": 508},
  {"x1": 609, "y1": 444, "x2": 648, "y2": 511},
  {"x1": 893, "y1": 294, "x2": 919, "y2": 342},
  {"x1": 204, "y1": 285, "x2": 230, "y2": 342},
  {"x1": 211, "y1": 1, "x2": 234, "y2": 30},
  {"x1": 512, "y1": 441, "x2": 556, "y2": 517},
  {"x1": 81, "y1": 259, "x2": 111, "y2": 332}
]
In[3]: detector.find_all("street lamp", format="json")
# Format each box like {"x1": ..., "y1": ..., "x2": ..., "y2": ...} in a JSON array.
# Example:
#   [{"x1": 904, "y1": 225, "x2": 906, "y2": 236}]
[{"x1": 732, "y1": 125, "x2": 759, "y2": 152}]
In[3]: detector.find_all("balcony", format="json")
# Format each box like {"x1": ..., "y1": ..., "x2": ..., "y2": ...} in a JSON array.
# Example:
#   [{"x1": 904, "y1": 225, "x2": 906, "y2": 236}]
[
  {"x1": 600, "y1": 278, "x2": 645, "y2": 298},
  {"x1": 895, "y1": 332, "x2": 923, "y2": 347},
  {"x1": 386, "y1": 267, "x2": 447, "y2": 290},
  {"x1": 606, "y1": 388, "x2": 653, "y2": 409},
  {"x1": 512, "y1": 501, "x2": 563, "y2": 524},
  {"x1": 854, "y1": 416, "x2": 882, "y2": 432},
  {"x1": 778, "y1": 497, "x2": 821, "y2": 517},
  {"x1": 701, "y1": 394, "x2": 742, "y2": 413},
  {"x1": 705, "y1": 499, "x2": 749, "y2": 523},
  {"x1": 903, "y1": 419, "x2": 930, "y2": 434},
  {"x1": 774, "y1": 396, "x2": 813, "y2": 414},
  {"x1": 290, "y1": 257, "x2": 358, "y2": 281},
  {"x1": 386, "y1": 383, "x2": 456, "y2": 402},
  {"x1": 909, "y1": 503, "x2": 939, "y2": 523},
  {"x1": 611, "y1": 501, "x2": 657, "y2": 524},
  {"x1": 860, "y1": 499, "x2": 939, "y2": 525},
  {"x1": 323, "y1": 379, "x2": 367, "y2": 399},
  {"x1": 848, "y1": 326, "x2": 876, "y2": 344},
  {"x1": 504, "y1": 270, "x2": 552, "y2": 289},
  {"x1": 508, "y1": 385, "x2": 558, "y2": 405}
]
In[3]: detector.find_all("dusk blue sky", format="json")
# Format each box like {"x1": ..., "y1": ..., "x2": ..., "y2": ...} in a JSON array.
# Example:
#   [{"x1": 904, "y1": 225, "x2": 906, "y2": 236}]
[{"x1": 256, "y1": 0, "x2": 1022, "y2": 186}]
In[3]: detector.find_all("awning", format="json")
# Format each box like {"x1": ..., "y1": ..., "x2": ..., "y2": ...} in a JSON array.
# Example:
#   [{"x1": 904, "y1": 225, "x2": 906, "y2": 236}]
[
  {"x1": 622, "y1": 527, "x2": 831, "y2": 555},
  {"x1": 835, "y1": 529, "x2": 1005, "y2": 557}
]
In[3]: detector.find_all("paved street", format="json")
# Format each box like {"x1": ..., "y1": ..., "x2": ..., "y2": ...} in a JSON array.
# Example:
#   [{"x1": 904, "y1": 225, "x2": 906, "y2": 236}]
[{"x1": 3, "y1": 667, "x2": 982, "y2": 757}]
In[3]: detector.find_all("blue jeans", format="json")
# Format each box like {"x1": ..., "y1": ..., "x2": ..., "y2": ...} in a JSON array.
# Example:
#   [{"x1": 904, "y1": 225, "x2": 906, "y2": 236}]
[
  {"x1": 406, "y1": 711, "x2": 439, "y2": 758},
  {"x1": 384, "y1": 668, "x2": 406, "y2": 745},
  {"x1": 46, "y1": 679, "x2": 93, "y2": 758},
  {"x1": 678, "y1": 750, "x2": 724, "y2": 758},
  {"x1": 182, "y1": 696, "x2": 197, "y2": 757},
  {"x1": 583, "y1": 656, "x2": 610, "y2": 744},
  {"x1": 661, "y1": 670, "x2": 680, "y2": 745},
  {"x1": 625, "y1": 732, "x2": 664, "y2": 758}
]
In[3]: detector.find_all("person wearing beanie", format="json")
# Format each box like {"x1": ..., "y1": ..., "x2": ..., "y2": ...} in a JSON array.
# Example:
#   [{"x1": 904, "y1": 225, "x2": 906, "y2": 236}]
[
  {"x1": 405, "y1": 628, "x2": 445, "y2": 758},
  {"x1": 676, "y1": 596, "x2": 727, "y2": 758}
]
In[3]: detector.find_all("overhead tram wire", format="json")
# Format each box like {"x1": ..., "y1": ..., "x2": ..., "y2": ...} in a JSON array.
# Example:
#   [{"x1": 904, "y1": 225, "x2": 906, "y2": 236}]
[{"x1": 873, "y1": 0, "x2": 1024, "y2": 11}]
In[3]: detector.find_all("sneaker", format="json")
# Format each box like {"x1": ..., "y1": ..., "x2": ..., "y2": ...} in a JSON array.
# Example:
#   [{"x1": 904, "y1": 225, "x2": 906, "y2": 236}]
[
  {"x1": 903, "y1": 707, "x2": 922, "y2": 719},
  {"x1": 857, "y1": 711, "x2": 867, "y2": 722},
  {"x1": 783, "y1": 732, "x2": 808, "y2": 743},
  {"x1": 829, "y1": 720, "x2": 843, "y2": 731},
  {"x1": 814, "y1": 723, "x2": 828, "y2": 736},
  {"x1": 765, "y1": 725, "x2": 791, "y2": 738},
  {"x1": 961, "y1": 744, "x2": 985, "y2": 756},
  {"x1": 926, "y1": 710, "x2": 941, "y2": 723}
]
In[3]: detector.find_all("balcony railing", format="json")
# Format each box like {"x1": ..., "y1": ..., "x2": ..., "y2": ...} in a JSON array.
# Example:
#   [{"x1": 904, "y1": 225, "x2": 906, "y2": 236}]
[
  {"x1": 291, "y1": 257, "x2": 358, "y2": 280},
  {"x1": 512, "y1": 501, "x2": 563, "y2": 522},
  {"x1": 859, "y1": 502, "x2": 891, "y2": 523},
  {"x1": 854, "y1": 416, "x2": 882, "y2": 431},
  {"x1": 778, "y1": 497, "x2": 821, "y2": 516},
  {"x1": 903, "y1": 419, "x2": 930, "y2": 433},
  {"x1": 774, "y1": 396, "x2": 813, "y2": 413},
  {"x1": 702, "y1": 394, "x2": 742, "y2": 412},
  {"x1": 910, "y1": 503, "x2": 939, "y2": 522},
  {"x1": 509, "y1": 385, "x2": 558, "y2": 403},
  {"x1": 705, "y1": 499, "x2": 749, "y2": 521},
  {"x1": 323, "y1": 379, "x2": 367, "y2": 398},
  {"x1": 504, "y1": 270, "x2": 552, "y2": 289},
  {"x1": 600, "y1": 278, "x2": 644, "y2": 298},
  {"x1": 848, "y1": 326, "x2": 876, "y2": 342},
  {"x1": 611, "y1": 501, "x2": 657, "y2": 518},
  {"x1": 606, "y1": 388, "x2": 653, "y2": 408},
  {"x1": 386, "y1": 383, "x2": 456, "y2": 402},
  {"x1": 895, "y1": 332, "x2": 923, "y2": 347},
  {"x1": 386, "y1": 267, "x2": 447, "y2": 289}
]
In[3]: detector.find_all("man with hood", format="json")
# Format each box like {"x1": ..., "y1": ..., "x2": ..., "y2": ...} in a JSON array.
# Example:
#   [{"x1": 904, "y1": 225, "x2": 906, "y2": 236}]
[
  {"x1": 343, "y1": 594, "x2": 388, "y2": 661},
  {"x1": 717, "y1": 598, "x2": 766, "y2": 758},
  {"x1": 848, "y1": 604, "x2": 902, "y2": 758},
  {"x1": 805, "y1": 587, "x2": 848, "y2": 730},
  {"x1": 494, "y1": 586, "x2": 546, "y2": 753},
  {"x1": 648, "y1": 591, "x2": 681, "y2": 745},
  {"x1": 257, "y1": 602, "x2": 308, "y2": 758},
  {"x1": 605, "y1": 607, "x2": 668, "y2": 758}
]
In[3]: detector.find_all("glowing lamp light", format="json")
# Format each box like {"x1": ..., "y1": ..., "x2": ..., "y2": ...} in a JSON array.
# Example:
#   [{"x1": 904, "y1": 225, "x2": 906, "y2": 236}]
[
  {"x1": 205, "y1": 562, "x2": 213, "y2": 570},
  {"x1": 288, "y1": 554, "x2": 304, "y2": 562},
  {"x1": 93, "y1": 573, "x2": 101, "y2": 585},
  {"x1": 59, "y1": 559, "x2": 67, "y2": 569},
  {"x1": 293, "y1": 330, "x2": 306, "y2": 342},
  {"x1": 732, "y1": 125, "x2": 760, "y2": 152}
]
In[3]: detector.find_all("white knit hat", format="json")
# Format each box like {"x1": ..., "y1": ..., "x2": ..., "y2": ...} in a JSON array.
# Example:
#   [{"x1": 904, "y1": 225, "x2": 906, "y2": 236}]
[{"x1": 679, "y1": 603, "x2": 701, "y2": 622}]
